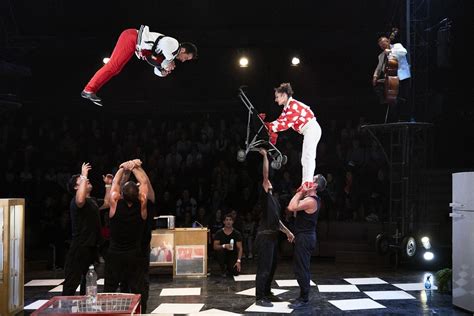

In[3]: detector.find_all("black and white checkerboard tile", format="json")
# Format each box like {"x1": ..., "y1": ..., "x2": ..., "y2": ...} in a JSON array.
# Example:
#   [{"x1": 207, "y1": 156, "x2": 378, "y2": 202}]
[{"x1": 23, "y1": 276, "x2": 437, "y2": 313}]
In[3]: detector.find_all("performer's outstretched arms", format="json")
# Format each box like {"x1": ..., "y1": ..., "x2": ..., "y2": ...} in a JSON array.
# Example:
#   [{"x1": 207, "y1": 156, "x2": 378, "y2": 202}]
[
  {"x1": 75, "y1": 162, "x2": 91, "y2": 208},
  {"x1": 259, "y1": 148, "x2": 272, "y2": 192},
  {"x1": 100, "y1": 173, "x2": 114, "y2": 210},
  {"x1": 109, "y1": 165, "x2": 129, "y2": 217}
]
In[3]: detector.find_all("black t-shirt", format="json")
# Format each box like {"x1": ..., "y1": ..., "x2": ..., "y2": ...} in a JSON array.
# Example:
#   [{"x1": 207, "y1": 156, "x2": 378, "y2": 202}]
[
  {"x1": 109, "y1": 199, "x2": 145, "y2": 253},
  {"x1": 257, "y1": 189, "x2": 280, "y2": 233},
  {"x1": 214, "y1": 228, "x2": 242, "y2": 255},
  {"x1": 70, "y1": 197, "x2": 103, "y2": 247}
]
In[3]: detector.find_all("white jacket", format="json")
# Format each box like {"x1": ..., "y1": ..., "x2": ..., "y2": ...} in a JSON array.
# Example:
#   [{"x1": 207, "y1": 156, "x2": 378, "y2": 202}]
[
  {"x1": 135, "y1": 25, "x2": 179, "y2": 77},
  {"x1": 374, "y1": 43, "x2": 411, "y2": 81}
]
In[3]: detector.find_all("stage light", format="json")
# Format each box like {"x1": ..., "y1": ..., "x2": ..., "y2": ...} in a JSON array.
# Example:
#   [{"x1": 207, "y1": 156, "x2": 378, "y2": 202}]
[
  {"x1": 103, "y1": 57, "x2": 110, "y2": 64},
  {"x1": 421, "y1": 236, "x2": 431, "y2": 249},
  {"x1": 291, "y1": 57, "x2": 300, "y2": 66},
  {"x1": 239, "y1": 57, "x2": 249, "y2": 68},
  {"x1": 423, "y1": 251, "x2": 434, "y2": 261}
]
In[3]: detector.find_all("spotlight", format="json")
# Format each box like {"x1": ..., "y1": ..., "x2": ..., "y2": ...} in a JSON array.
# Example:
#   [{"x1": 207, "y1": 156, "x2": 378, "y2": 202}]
[
  {"x1": 239, "y1": 57, "x2": 249, "y2": 68},
  {"x1": 423, "y1": 251, "x2": 434, "y2": 261},
  {"x1": 103, "y1": 57, "x2": 110, "y2": 64},
  {"x1": 421, "y1": 236, "x2": 431, "y2": 249},
  {"x1": 291, "y1": 57, "x2": 300, "y2": 66}
]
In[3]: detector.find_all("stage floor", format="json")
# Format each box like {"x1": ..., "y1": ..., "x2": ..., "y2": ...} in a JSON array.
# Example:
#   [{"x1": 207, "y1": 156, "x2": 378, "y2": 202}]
[{"x1": 23, "y1": 258, "x2": 468, "y2": 315}]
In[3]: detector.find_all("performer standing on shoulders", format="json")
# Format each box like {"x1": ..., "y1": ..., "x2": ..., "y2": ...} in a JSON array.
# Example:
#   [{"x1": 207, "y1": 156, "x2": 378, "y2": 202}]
[
  {"x1": 261, "y1": 83, "x2": 322, "y2": 191},
  {"x1": 287, "y1": 174, "x2": 326, "y2": 310},
  {"x1": 81, "y1": 25, "x2": 197, "y2": 106}
]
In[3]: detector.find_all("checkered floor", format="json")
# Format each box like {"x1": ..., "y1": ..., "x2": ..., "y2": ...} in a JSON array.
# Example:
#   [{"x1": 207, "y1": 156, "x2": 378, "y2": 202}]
[{"x1": 23, "y1": 271, "x2": 457, "y2": 315}]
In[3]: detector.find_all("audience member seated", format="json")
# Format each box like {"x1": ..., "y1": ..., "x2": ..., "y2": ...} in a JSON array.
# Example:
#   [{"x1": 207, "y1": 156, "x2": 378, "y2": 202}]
[
  {"x1": 213, "y1": 213, "x2": 243, "y2": 277},
  {"x1": 0, "y1": 108, "x2": 390, "y2": 267}
]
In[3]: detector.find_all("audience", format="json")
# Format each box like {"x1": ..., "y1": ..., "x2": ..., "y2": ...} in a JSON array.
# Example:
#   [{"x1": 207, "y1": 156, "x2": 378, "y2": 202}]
[{"x1": 0, "y1": 110, "x2": 388, "y2": 263}]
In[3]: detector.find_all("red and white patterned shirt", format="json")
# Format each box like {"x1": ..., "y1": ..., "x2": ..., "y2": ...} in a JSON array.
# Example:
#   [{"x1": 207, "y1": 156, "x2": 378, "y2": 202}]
[{"x1": 267, "y1": 97, "x2": 316, "y2": 134}]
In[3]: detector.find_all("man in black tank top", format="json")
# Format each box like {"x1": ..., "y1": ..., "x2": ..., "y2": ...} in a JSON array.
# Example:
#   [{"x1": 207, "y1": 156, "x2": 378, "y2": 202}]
[
  {"x1": 118, "y1": 166, "x2": 156, "y2": 313},
  {"x1": 255, "y1": 149, "x2": 295, "y2": 307},
  {"x1": 63, "y1": 163, "x2": 113, "y2": 295},
  {"x1": 104, "y1": 159, "x2": 150, "y2": 296},
  {"x1": 287, "y1": 174, "x2": 327, "y2": 310}
]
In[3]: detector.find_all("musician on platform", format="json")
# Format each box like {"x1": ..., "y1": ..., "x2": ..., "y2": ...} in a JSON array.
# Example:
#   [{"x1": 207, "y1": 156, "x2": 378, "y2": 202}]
[{"x1": 372, "y1": 36, "x2": 412, "y2": 122}]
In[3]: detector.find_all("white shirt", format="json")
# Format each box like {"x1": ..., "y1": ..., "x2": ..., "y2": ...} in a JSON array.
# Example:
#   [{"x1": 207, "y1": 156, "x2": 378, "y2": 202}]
[
  {"x1": 135, "y1": 25, "x2": 179, "y2": 77},
  {"x1": 374, "y1": 43, "x2": 411, "y2": 81}
]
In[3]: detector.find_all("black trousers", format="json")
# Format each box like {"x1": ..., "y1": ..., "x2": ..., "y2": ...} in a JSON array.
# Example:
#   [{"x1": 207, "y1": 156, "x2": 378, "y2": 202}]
[
  {"x1": 104, "y1": 250, "x2": 144, "y2": 296},
  {"x1": 255, "y1": 233, "x2": 278, "y2": 300},
  {"x1": 215, "y1": 248, "x2": 239, "y2": 275},
  {"x1": 119, "y1": 249, "x2": 150, "y2": 313},
  {"x1": 141, "y1": 251, "x2": 150, "y2": 312},
  {"x1": 398, "y1": 78, "x2": 413, "y2": 120},
  {"x1": 293, "y1": 233, "x2": 316, "y2": 301},
  {"x1": 62, "y1": 243, "x2": 97, "y2": 295},
  {"x1": 374, "y1": 78, "x2": 412, "y2": 122}
]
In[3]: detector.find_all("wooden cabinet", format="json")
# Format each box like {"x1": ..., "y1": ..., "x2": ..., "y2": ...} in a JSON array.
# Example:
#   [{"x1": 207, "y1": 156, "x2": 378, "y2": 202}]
[
  {"x1": 150, "y1": 228, "x2": 209, "y2": 278},
  {"x1": 149, "y1": 229, "x2": 174, "y2": 267},
  {"x1": 0, "y1": 199, "x2": 25, "y2": 316},
  {"x1": 173, "y1": 228, "x2": 208, "y2": 278}
]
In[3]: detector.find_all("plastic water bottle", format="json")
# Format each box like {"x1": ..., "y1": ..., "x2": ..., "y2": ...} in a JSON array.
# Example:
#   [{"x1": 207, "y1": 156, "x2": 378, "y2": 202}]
[
  {"x1": 86, "y1": 265, "x2": 98, "y2": 306},
  {"x1": 229, "y1": 239, "x2": 234, "y2": 251},
  {"x1": 424, "y1": 275, "x2": 432, "y2": 289}
]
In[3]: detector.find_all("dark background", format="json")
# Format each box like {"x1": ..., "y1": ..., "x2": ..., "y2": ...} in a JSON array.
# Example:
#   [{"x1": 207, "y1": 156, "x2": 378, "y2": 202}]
[{"x1": 1, "y1": 0, "x2": 472, "y2": 167}]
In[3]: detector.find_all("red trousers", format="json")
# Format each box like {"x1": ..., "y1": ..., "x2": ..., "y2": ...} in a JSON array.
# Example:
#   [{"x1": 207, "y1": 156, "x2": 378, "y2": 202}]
[{"x1": 84, "y1": 29, "x2": 137, "y2": 93}]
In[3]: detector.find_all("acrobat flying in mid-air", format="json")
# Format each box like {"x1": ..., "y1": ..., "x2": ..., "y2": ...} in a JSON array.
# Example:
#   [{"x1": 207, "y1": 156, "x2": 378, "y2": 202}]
[{"x1": 81, "y1": 25, "x2": 197, "y2": 106}]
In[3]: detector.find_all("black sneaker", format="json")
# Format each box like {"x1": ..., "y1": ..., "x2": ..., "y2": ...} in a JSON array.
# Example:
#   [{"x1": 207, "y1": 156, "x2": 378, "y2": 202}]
[
  {"x1": 288, "y1": 300, "x2": 309, "y2": 310},
  {"x1": 288, "y1": 297, "x2": 302, "y2": 303},
  {"x1": 256, "y1": 299, "x2": 273, "y2": 307},
  {"x1": 81, "y1": 90, "x2": 102, "y2": 106}
]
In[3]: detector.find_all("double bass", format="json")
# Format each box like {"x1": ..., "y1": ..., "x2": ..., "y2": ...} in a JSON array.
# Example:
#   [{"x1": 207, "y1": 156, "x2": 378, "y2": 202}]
[{"x1": 383, "y1": 28, "x2": 399, "y2": 105}]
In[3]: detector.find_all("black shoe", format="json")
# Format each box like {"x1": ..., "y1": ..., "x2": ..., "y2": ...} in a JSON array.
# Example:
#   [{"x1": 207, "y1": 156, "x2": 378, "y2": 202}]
[
  {"x1": 256, "y1": 299, "x2": 273, "y2": 307},
  {"x1": 266, "y1": 294, "x2": 282, "y2": 302},
  {"x1": 81, "y1": 90, "x2": 102, "y2": 106},
  {"x1": 288, "y1": 300, "x2": 309, "y2": 310},
  {"x1": 288, "y1": 297, "x2": 302, "y2": 303}
]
